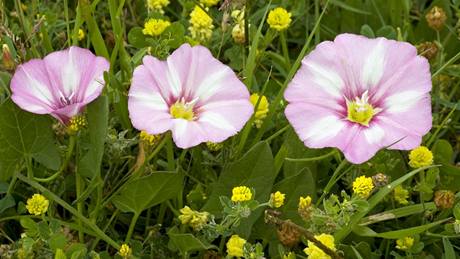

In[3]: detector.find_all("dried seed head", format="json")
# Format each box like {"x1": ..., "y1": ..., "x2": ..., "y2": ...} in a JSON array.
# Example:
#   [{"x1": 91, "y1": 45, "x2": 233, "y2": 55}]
[
  {"x1": 426, "y1": 6, "x2": 447, "y2": 31},
  {"x1": 434, "y1": 190, "x2": 455, "y2": 209}
]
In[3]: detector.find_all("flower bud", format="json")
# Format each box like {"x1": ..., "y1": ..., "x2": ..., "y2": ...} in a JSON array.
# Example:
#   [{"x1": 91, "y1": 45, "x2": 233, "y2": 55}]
[{"x1": 2, "y1": 44, "x2": 15, "y2": 71}]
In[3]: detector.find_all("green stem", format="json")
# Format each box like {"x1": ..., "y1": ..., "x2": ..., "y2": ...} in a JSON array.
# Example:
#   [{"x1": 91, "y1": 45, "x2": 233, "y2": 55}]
[
  {"x1": 316, "y1": 158, "x2": 349, "y2": 206},
  {"x1": 166, "y1": 133, "x2": 175, "y2": 171},
  {"x1": 16, "y1": 173, "x2": 119, "y2": 249},
  {"x1": 34, "y1": 136, "x2": 76, "y2": 182},
  {"x1": 286, "y1": 149, "x2": 337, "y2": 162},
  {"x1": 76, "y1": 170, "x2": 84, "y2": 242},
  {"x1": 280, "y1": 31, "x2": 290, "y2": 66},
  {"x1": 125, "y1": 212, "x2": 140, "y2": 243}
]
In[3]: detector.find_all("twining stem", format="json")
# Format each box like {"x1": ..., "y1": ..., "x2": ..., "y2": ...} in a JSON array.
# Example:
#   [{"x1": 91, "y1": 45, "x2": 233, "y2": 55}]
[
  {"x1": 34, "y1": 136, "x2": 76, "y2": 182},
  {"x1": 316, "y1": 159, "x2": 349, "y2": 206},
  {"x1": 16, "y1": 173, "x2": 119, "y2": 249},
  {"x1": 125, "y1": 212, "x2": 140, "y2": 243}
]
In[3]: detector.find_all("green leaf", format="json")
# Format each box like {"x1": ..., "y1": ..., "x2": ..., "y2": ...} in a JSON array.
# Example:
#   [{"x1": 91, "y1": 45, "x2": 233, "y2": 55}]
[
  {"x1": 330, "y1": 0, "x2": 371, "y2": 14},
  {"x1": 20, "y1": 217, "x2": 39, "y2": 238},
  {"x1": 167, "y1": 227, "x2": 216, "y2": 255},
  {"x1": 353, "y1": 218, "x2": 449, "y2": 239},
  {"x1": 376, "y1": 25, "x2": 396, "y2": 39},
  {"x1": 112, "y1": 172, "x2": 183, "y2": 214},
  {"x1": 78, "y1": 96, "x2": 108, "y2": 178},
  {"x1": 443, "y1": 237, "x2": 455, "y2": 259},
  {"x1": 0, "y1": 100, "x2": 60, "y2": 180},
  {"x1": 0, "y1": 194, "x2": 15, "y2": 214},
  {"x1": 202, "y1": 142, "x2": 276, "y2": 238},
  {"x1": 360, "y1": 202, "x2": 437, "y2": 225},
  {"x1": 162, "y1": 22, "x2": 185, "y2": 48},
  {"x1": 49, "y1": 233, "x2": 68, "y2": 251},
  {"x1": 433, "y1": 139, "x2": 453, "y2": 163},
  {"x1": 360, "y1": 24, "x2": 375, "y2": 38},
  {"x1": 128, "y1": 27, "x2": 148, "y2": 48}
]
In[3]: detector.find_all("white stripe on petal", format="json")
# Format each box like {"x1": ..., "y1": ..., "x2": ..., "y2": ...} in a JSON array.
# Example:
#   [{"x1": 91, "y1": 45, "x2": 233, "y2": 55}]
[
  {"x1": 304, "y1": 116, "x2": 344, "y2": 141},
  {"x1": 130, "y1": 92, "x2": 168, "y2": 110},
  {"x1": 364, "y1": 125, "x2": 384, "y2": 144},
  {"x1": 166, "y1": 59, "x2": 183, "y2": 97},
  {"x1": 22, "y1": 68, "x2": 54, "y2": 105},
  {"x1": 305, "y1": 61, "x2": 344, "y2": 97},
  {"x1": 194, "y1": 68, "x2": 229, "y2": 101},
  {"x1": 62, "y1": 48, "x2": 80, "y2": 97},
  {"x1": 199, "y1": 112, "x2": 236, "y2": 132},
  {"x1": 361, "y1": 39, "x2": 386, "y2": 89},
  {"x1": 385, "y1": 91, "x2": 424, "y2": 113}
]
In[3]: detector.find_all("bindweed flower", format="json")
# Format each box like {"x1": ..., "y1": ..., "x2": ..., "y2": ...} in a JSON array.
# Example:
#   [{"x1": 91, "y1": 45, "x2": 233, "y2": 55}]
[
  {"x1": 231, "y1": 186, "x2": 252, "y2": 202},
  {"x1": 304, "y1": 233, "x2": 336, "y2": 259},
  {"x1": 396, "y1": 237, "x2": 414, "y2": 251},
  {"x1": 147, "y1": 0, "x2": 169, "y2": 14},
  {"x1": 226, "y1": 235, "x2": 246, "y2": 257},
  {"x1": 200, "y1": 0, "x2": 219, "y2": 7},
  {"x1": 142, "y1": 18, "x2": 171, "y2": 36},
  {"x1": 267, "y1": 7, "x2": 292, "y2": 31},
  {"x1": 284, "y1": 34, "x2": 432, "y2": 164},
  {"x1": 250, "y1": 93, "x2": 269, "y2": 128},
  {"x1": 408, "y1": 146, "x2": 433, "y2": 168},
  {"x1": 118, "y1": 244, "x2": 132, "y2": 258},
  {"x1": 269, "y1": 191, "x2": 286, "y2": 208},
  {"x1": 394, "y1": 185, "x2": 410, "y2": 205},
  {"x1": 178, "y1": 206, "x2": 209, "y2": 231},
  {"x1": 434, "y1": 190, "x2": 455, "y2": 209},
  {"x1": 128, "y1": 44, "x2": 252, "y2": 149},
  {"x1": 11, "y1": 46, "x2": 109, "y2": 124},
  {"x1": 78, "y1": 29, "x2": 85, "y2": 41},
  {"x1": 189, "y1": 5, "x2": 214, "y2": 43},
  {"x1": 352, "y1": 175, "x2": 374, "y2": 198},
  {"x1": 26, "y1": 194, "x2": 49, "y2": 216},
  {"x1": 425, "y1": 6, "x2": 447, "y2": 31}
]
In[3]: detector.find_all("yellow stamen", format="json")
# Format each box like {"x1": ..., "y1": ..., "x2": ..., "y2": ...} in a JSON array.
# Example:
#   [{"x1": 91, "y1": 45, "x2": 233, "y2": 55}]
[
  {"x1": 170, "y1": 101, "x2": 195, "y2": 121},
  {"x1": 346, "y1": 91, "x2": 379, "y2": 126}
]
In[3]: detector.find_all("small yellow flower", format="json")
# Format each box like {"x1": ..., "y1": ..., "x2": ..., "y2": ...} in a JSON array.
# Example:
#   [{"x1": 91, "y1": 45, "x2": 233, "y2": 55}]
[
  {"x1": 226, "y1": 235, "x2": 246, "y2": 257},
  {"x1": 26, "y1": 194, "x2": 49, "y2": 216},
  {"x1": 267, "y1": 7, "x2": 292, "y2": 31},
  {"x1": 189, "y1": 5, "x2": 214, "y2": 43},
  {"x1": 232, "y1": 23, "x2": 246, "y2": 44},
  {"x1": 78, "y1": 29, "x2": 85, "y2": 41},
  {"x1": 139, "y1": 131, "x2": 161, "y2": 147},
  {"x1": 394, "y1": 185, "x2": 410, "y2": 205},
  {"x1": 396, "y1": 237, "x2": 414, "y2": 251},
  {"x1": 147, "y1": 0, "x2": 169, "y2": 14},
  {"x1": 178, "y1": 206, "x2": 209, "y2": 231},
  {"x1": 249, "y1": 93, "x2": 269, "y2": 128},
  {"x1": 231, "y1": 186, "x2": 253, "y2": 202},
  {"x1": 67, "y1": 115, "x2": 87, "y2": 135},
  {"x1": 304, "y1": 233, "x2": 336, "y2": 259},
  {"x1": 142, "y1": 18, "x2": 171, "y2": 36},
  {"x1": 206, "y1": 141, "x2": 223, "y2": 151},
  {"x1": 408, "y1": 146, "x2": 433, "y2": 168},
  {"x1": 352, "y1": 176, "x2": 374, "y2": 198},
  {"x1": 200, "y1": 0, "x2": 219, "y2": 7},
  {"x1": 118, "y1": 244, "x2": 132, "y2": 258},
  {"x1": 299, "y1": 196, "x2": 312, "y2": 210},
  {"x1": 269, "y1": 191, "x2": 286, "y2": 208},
  {"x1": 283, "y1": 252, "x2": 296, "y2": 259}
]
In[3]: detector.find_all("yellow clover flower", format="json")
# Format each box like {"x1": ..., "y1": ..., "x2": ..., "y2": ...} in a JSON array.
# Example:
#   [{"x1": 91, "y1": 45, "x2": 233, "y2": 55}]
[
  {"x1": 231, "y1": 186, "x2": 252, "y2": 202},
  {"x1": 304, "y1": 233, "x2": 336, "y2": 259},
  {"x1": 26, "y1": 194, "x2": 49, "y2": 216},
  {"x1": 352, "y1": 175, "x2": 374, "y2": 198},
  {"x1": 269, "y1": 191, "x2": 286, "y2": 208},
  {"x1": 178, "y1": 206, "x2": 209, "y2": 231},
  {"x1": 249, "y1": 93, "x2": 269, "y2": 128},
  {"x1": 142, "y1": 18, "x2": 171, "y2": 36},
  {"x1": 396, "y1": 237, "x2": 414, "y2": 251},
  {"x1": 118, "y1": 244, "x2": 132, "y2": 258},
  {"x1": 67, "y1": 115, "x2": 87, "y2": 135},
  {"x1": 226, "y1": 235, "x2": 246, "y2": 257},
  {"x1": 200, "y1": 0, "x2": 219, "y2": 7},
  {"x1": 394, "y1": 185, "x2": 410, "y2": 205},
  {"x1": 139, "y1": 130, "x2": 161, "y2": 147},
  {"x1": 206, "y1": 141, "x2": 223, "y2": 151},
  {"x1": 408, "y1": 146, "x2": 433, "y2": 168},
  {"x1": 189, "y1": 5, "x2": 214, "y2": 43},
  {"x1": 267, "y1": 7, "x2": 292, "y2": 31},
  {"x1": 147, "y1": 0, "x2": 169, "y2": 14}
]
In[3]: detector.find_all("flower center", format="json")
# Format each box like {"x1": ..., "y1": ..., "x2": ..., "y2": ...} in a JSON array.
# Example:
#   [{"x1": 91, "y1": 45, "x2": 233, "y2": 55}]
[
  {"x1": 170, "y1": 100, "x2": 195, "y2": 121},
  {"x1": 346, "y1": 91, "x2": 379, "y2": 126}
]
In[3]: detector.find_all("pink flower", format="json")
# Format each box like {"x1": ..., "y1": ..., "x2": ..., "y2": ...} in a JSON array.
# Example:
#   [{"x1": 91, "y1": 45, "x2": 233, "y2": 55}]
[
  {"x1": 284, "y1": 34, "x2": 432, "y2": 164},
  {"x1": 11, "y1": 46, "x2": 109, "y2": 124},
  {"x1": 128, "y1": 44, "x2": 253, "y2": 148}
]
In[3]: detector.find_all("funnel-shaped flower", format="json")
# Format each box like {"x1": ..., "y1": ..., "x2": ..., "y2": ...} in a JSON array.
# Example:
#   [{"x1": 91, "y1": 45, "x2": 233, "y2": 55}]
[
  {"x1": 128, "y1": 44, "x2": 253, "y2": 148},
  {"x1": 284, "y1": 34, "x2": 432, "y2": 164},
  {"x1": 11, "y1": 46, "x2": 109, "y2": 124}
]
